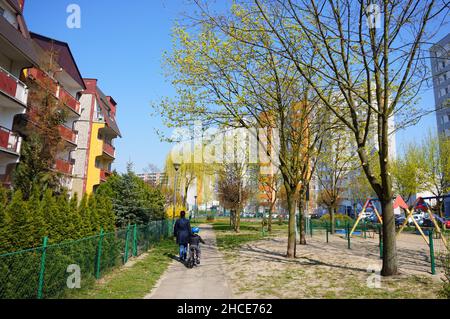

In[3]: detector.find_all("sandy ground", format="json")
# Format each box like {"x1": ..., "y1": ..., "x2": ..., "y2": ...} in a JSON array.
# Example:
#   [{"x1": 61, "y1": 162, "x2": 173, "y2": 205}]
[
  {"x1": 145, "y1": 224, "x2": 233, "y2": 299},
  {"x1": 221, "y1": 231, "x2": 445, "y2": 299}
]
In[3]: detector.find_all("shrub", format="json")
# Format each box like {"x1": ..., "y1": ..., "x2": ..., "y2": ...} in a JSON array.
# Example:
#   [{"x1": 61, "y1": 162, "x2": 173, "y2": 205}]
[{"x1": 319, "y1": 213, "x2": 353, "y2": 222}]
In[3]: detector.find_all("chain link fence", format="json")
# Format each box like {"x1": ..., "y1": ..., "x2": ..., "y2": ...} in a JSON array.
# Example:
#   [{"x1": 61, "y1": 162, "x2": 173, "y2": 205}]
[{"x1": 0, "y1": 219, "x2": 172, "y2": 299}]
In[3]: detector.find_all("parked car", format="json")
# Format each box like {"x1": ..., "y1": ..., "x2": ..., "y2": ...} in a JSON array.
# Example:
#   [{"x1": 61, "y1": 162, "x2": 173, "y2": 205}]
[
  {"x1": 422, "y1": 218, "x2": 435, "y2": 228},
  {"x1": 395, "y1": 215, "x2": 406, "y2": 226},
  {"x1": 408, "y1": 214, "x2": 424, "y2": 226},
  {"x1": 444, "y1": 219, "x2": 450, "y2": 229}
]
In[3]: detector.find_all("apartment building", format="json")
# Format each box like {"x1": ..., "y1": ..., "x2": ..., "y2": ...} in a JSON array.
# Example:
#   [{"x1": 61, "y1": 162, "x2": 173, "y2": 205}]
[
  {"x1": 14, "y1": 33, "x2": 86, "y2": 191},
  {"x1": 430, "y1": 33, "x2": 450, "y2": 137},
  {"x1": 430, "y1": 33, "x2": 450, "y2": 216},
  {"x1": 137, "y1": 172, "x2": 167, "y2": 187},
  {"x1": 72, "y1": 79, "x2": 121, "y2": 196},
  {"x1": 0, "y1": 0, "x2": 38, "y2": 186}
]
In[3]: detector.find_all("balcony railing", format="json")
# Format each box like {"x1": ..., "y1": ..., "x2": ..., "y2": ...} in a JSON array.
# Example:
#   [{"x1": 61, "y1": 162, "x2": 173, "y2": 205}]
[
  {"x1": 58, "y1": 125, "x2": 77, "y2": 145},
  {"x1": 0, "y1": 66, "x2": 28, "y2": 105},
  {"x1": 26, "y1": 68, "x2": 81, "y2": 114},
  {"x1": 103, "y1": 142, "x2": 115, "y2": 158},
  {"x1": 26, "y1": 68, "x2": 58, "y2": 94},
  {"x1": 58, "y1": 87, "x2": 80, "y2": 114},
  {"x1": 0, "y1": 126, "x2": 20, "y2": 153},
  {"x1": 55, "y1": 158, "x2": 74, "y2": 175},
  {"x1": 100, "y1": 169, "x2": 112, "y2": 182}
]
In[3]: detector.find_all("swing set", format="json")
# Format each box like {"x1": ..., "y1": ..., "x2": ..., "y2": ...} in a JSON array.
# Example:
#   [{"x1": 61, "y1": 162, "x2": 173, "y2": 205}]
[
  {"x1": 396, "y1": 196, "x2": 448, "y2": 250},
  {"x1": 350, "y1": 195, "x2": 448, "y2": 250},
  {"x1": 349, "y1": 198, "x2": 382, "y2": 237}
]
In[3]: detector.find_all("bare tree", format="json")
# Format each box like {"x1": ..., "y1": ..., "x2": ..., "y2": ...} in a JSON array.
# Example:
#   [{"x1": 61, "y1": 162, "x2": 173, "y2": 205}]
[{"x1": 250, "y1": 0, "x2": 447, "y2": 276}]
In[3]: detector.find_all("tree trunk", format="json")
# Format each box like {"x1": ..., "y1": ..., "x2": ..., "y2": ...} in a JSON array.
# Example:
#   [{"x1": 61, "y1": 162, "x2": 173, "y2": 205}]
[
  {"x1": 330, "y1": 206, "x2": 336, "y2": 234},
  {"x1": 286, "y1": 188, "x2": 297, "y2": 258},
  {"x1": 437, "y1": 199, "x2": 444, "y2": 218},
  {"x1": 268, "y1": 201, "x2": 275, "y2": 233},
  {"x1": 379, "y1": 115, "x2": 398, "y2": 276},
  {"x1": 235, "y1": 206, "x2": 241, "y2": 233},
  {"x1": 381, "y1": 197, "x2": 398, "y2": 276},
  {"x1": 298, "y1": 197, "x2": 307, "y2": 245}
]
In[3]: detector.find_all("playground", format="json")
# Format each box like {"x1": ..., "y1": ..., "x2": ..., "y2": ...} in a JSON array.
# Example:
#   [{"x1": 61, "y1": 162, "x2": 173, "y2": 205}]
[{"x1": 214, "y1": 220, "x2": 446, "y2": 299}]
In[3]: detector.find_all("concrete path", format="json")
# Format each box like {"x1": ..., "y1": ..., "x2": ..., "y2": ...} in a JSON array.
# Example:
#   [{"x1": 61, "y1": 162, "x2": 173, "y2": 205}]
[{"x1": 144, "y1": 224, "x2": 233, "y2": 299}]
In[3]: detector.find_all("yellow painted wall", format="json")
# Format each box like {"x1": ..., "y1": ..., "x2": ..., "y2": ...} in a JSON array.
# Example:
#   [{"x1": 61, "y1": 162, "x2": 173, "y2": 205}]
[{"x1": 85, "y1": 122, "x2": 105, "y2": 194}]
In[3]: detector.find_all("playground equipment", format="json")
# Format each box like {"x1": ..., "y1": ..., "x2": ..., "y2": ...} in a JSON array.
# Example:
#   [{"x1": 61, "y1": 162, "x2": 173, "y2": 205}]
[
  {"x1": 349, "y1": 199, "x2": 382, "y2": 236},
  {"x1": 397, "y1": 196, "x2": 448, "y2": 250}
]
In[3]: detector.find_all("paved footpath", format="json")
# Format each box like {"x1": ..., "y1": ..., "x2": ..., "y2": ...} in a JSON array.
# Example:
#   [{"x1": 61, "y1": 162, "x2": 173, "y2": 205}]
[{"x1": 144, "y1": 224, "x2": 233, "y2": 299}]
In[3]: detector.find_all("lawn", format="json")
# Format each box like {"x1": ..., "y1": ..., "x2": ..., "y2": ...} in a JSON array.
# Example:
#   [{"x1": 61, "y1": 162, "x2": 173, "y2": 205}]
[{"x1": 67, "y1": 239, "x2": 177, "y2": 299}]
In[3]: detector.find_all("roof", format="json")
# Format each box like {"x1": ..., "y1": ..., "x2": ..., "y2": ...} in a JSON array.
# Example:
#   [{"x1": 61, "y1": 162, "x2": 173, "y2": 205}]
[
  {"x1": 5, "y1": 0, "x2": 21, "y2": 12},
  {"x1": 0, "y1": 11, "x2": 38, "y2": 66},
  {"x1": 96, "y1": 88, "x2": 121, "y2": 137},
  {"x1": 29, "y1": 32, "x2": 86, "y2": 89},
  {"x1": 83, "y1": 79, "x2": 121, "y2": 137}
]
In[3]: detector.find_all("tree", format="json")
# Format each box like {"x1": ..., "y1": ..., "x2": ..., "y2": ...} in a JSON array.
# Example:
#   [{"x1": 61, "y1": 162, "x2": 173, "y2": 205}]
[
  {"x1": 155, "y1": 5, "x2": 328, "y2": 257},
  {"x1": 14, "y1": 50, "x2": 68, "y2": 198},
  {"x1": 2, "y1": 191, "x2": 33, "y2": 251},
  {"x1": 41, "y1": 189, "x2": 62, "y2": 243},
  {"x1": 217, "y1": 162, "x2": 254, "y2": 232},
  {"x1": 392, "y1": 143, "x2": 424, "y2": 202},
  {"x1": 419, "y1": 133, "x2": 450, "y2": 216},
  {"x1": 315, "y1": 129, "x2": 358, "y2": 233},
  {"x1": 249, "y1": 0, "x2": 447, "y2": 276},
  {"x1": 96, "y1": 163, "x2": 165, "y2": 227},
  {"x1": 259, "y1": 170, "x2": 283, "y2": 232},
  {"x1": 77, "y1": 194, "x2": 92, "y2": 237}
]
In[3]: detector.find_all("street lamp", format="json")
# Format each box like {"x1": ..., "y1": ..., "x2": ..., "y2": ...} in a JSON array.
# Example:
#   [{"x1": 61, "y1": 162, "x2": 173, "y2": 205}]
[
  {"x1": 194, "y1": 195, "x2": 198, "y2": 223},
  {"x1": 172, "y1": 162, "x2": 181, "y2": 226}
]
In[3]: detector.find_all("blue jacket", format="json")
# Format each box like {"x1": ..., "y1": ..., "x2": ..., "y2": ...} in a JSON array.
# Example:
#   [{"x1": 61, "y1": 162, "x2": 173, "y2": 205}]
[{"x1": 174, "y1": 217, "x2": 191, "y2": 245}]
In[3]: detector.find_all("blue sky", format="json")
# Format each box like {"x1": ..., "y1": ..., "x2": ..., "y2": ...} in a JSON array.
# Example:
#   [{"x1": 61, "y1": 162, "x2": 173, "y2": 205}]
[
  {"x1": 24, "y1": 0, "x2": 188, "y2": 173},
  {"x1": 23, "y1": 1, "x2": 444, "y2": 173}
]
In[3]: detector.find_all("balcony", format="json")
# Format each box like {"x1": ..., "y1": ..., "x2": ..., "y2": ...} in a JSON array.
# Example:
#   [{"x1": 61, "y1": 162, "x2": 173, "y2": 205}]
[
  {"x1": 100, "y1": 169, "x2": 112, "y2": 182},
  {"x1": 25, "y1": 68, "x2": 57, "y2": 95},
  {"x1": 58, "y1": 125, "x2": 77, "y2": 145},
  {"x1": 103, "y1": 142, "x2": 115, "y2": 158},
  {"x1": 0, "y1": 66, "x2": 28, "y2": 106},
  {"x1": 0, "y1": 126, "x2": 20, "y2": 154},
  {"x1": 55, "y1": 158, "x2": 74, "y2": 175},
  {"x1": 58, "y1": 87, "x2": 80, "y2": 114}
]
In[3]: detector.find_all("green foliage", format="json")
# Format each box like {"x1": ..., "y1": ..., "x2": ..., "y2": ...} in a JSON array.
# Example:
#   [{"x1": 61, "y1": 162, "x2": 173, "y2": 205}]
[
  {"x1": 0, "y1": 188, "x2": 116, "y2": 253},
  {"x1": 96, "y1": 166, "x2": 165, "y2": 227},
  {"x1": 319, "y1": 214, "x2": 353, "y2": 222}
]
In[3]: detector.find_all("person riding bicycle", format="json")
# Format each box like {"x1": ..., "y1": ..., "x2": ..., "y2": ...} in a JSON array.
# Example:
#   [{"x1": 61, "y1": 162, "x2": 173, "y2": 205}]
[{"x1": 188, "y1": 227, "x2": 205, "y2": 265}]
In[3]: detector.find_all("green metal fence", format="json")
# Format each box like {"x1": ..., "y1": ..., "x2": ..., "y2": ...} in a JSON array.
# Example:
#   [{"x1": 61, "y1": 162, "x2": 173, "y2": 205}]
[{"x1": 0, "y1": 219, "x2": 172, "y2": 299}]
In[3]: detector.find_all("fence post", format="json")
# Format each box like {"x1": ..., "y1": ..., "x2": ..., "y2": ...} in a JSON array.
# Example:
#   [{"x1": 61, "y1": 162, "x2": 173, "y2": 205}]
[
  {"x1": 428, "y1": 229, "x2": 436, "y2": 275},
  {"x1": 95, "y1": 228, "x2": 104, "y2": 279},
  {"x1": 37, "y1": 236, "x2": 48, "y2": 299},
  {"x1": 123, "y1": 224, "x2": 131, "y2": 264},
  {"x1": 347, "y1": 222, "x2": 351, "y2": 249},
  {"x1": 379, "y1": 224, "x2": 383, "y2": 259},
  {"x1": 133, "y1": 224, "x2": 138, "y2": 257},
  {"x1": 363, "y1": 219, "x2": 367, "y2": 239},
  {"x1": 309, "y1": 218, "x2": 313, "y2": 237}
]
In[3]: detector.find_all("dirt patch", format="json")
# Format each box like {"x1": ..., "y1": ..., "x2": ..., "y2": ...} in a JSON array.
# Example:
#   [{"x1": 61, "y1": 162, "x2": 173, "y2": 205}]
[{"x1": 221, "y1": 232, "x2": 444, "y2": 299}]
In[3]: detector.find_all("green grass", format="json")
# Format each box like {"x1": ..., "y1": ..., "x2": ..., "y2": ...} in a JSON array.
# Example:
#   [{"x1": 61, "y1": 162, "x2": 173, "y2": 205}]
[
  {"x1": 212, "y1": 220, "x2": 284, "y2": 250},
  {"x1": 67, "y1": 239, "x2": 177, "y2": 299}
]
